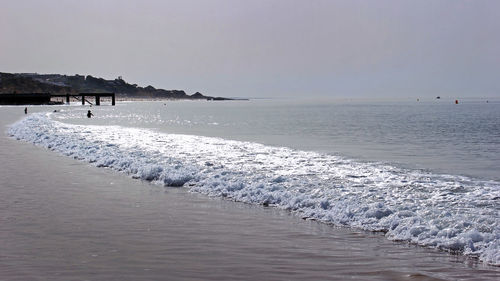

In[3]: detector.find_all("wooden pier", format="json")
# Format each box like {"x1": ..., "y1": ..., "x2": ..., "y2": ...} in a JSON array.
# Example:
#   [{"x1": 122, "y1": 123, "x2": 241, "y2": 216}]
[
  {"x1": 51, "y1": 93, "x2": 115, "y2": 106},
  {"x1": 0, "y1": 93, "x2": 51, "y2": 105},
  {"x1": 0, "y1": 92, "x2": 115, "y2": 105}
]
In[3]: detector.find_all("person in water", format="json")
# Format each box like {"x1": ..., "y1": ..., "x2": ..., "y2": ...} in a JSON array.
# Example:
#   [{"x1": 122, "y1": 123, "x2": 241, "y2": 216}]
[
  {"x1": 24, "y1": 107, "x2": 27, "y2": 114},
  {"x1": 87, "y1": 110, "x2": 94, "y2": 118}
]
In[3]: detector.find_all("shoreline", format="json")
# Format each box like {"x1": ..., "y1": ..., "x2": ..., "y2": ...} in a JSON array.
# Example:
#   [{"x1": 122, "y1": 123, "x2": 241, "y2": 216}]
[{"x1": 1, "y1": 106, "x2": 499, "y2": 280}]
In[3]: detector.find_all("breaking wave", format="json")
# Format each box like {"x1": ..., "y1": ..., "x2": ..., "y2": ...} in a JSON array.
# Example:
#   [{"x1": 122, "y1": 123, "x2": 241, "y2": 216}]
[{"x1": 8, "y1": 112, "x2": 500, "y2": 265}]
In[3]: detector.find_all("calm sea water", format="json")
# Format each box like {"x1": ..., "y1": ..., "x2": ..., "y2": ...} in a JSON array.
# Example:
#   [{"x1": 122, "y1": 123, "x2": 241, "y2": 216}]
[
  {"x1": 58, "y1": 98, "x2": 500, "y2": 181},
  {"x1": 8, "y1": 98, "x2": 500, "y2": 265}
]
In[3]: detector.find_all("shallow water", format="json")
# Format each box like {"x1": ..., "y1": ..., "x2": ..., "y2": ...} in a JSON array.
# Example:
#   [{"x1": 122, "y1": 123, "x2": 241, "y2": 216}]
[
  {"x1": 9, "y1": 100, "x2": 500, "y2": 265},
  {"x1": 2, "y1": 102, "x2": 500, "y2": 280},
  {"x1": 55, "y1": 99, "x2": 500, "y2": 181}
]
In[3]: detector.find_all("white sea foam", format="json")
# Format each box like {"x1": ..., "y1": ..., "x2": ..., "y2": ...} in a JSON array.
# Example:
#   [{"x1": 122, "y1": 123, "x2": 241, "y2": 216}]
[{"x1": 9, "y1": 113, "x2": 500, "y2": 265}]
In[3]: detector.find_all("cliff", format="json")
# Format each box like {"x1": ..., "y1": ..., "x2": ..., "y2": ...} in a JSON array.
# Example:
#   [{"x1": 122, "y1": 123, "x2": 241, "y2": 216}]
[{"x1": 0, "y1": 72, "x2": 230, "y2": 100}]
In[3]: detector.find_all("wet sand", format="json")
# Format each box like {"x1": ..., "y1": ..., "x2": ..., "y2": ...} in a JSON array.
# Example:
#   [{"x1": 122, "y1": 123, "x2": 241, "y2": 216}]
[{"x1": 1, "y1": 106, "x2": 499, "y2": 280}]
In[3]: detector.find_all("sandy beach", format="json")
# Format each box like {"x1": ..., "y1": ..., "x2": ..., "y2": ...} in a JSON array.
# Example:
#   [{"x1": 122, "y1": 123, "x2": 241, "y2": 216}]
[{"x1": 1, "y1": 106, "x2": 499, "y2": 281}]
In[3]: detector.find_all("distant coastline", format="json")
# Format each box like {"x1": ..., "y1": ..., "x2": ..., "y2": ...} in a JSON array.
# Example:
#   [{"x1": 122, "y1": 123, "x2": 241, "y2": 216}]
[{"x1": 0, "y1": 72, "x2": 239, "y2": 104}]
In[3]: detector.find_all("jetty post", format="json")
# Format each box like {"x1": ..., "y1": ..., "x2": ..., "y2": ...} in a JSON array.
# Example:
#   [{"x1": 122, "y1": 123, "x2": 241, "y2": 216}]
[{"x1": 50, "y1": 93, "x2": 115, "y2": 106}]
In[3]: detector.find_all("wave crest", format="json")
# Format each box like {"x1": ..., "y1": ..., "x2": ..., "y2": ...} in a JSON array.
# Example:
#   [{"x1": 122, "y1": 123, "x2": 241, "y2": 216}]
[{"x1": 9, "y1": 113, "x2": 500, "y2": 265}]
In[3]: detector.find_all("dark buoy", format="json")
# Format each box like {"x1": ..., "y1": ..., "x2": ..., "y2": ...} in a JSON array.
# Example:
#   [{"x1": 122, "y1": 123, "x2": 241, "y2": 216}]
[{"x1": 455, "y1": 99, "x2": 459, "y2": 104}]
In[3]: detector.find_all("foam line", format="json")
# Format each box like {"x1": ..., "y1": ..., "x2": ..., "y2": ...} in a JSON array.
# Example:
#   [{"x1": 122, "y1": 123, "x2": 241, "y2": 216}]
[{"x1": 9, "y1": 113, "x2": 500, "y2": 265}]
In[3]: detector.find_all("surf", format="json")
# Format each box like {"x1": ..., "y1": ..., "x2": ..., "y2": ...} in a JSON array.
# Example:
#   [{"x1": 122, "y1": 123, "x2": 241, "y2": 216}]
[{"x1": 9, "y1": 112, "x2": 500, "y2": 266}]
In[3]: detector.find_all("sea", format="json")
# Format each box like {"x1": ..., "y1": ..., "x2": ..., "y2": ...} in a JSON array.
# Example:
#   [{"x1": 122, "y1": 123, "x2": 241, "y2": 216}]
[{"x1": 7, "y1": 98, "x2": 500, "y2": 267}]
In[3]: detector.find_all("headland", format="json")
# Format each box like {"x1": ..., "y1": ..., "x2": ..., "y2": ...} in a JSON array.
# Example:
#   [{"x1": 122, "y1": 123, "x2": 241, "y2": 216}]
[{"x1": 0, "y1": 72, "x2": 235, "y2": 104}]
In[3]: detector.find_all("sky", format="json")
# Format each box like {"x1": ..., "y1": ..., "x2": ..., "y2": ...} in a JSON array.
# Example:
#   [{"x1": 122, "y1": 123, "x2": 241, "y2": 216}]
[{"x1": 1, "y1": 0, "x2": 499, "y2": 99}]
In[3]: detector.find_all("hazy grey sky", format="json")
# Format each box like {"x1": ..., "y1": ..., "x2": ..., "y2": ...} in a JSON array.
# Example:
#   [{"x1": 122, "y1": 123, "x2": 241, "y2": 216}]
[{"x1": 1, "y1": 0, "x2": 499, "y2": 98}]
